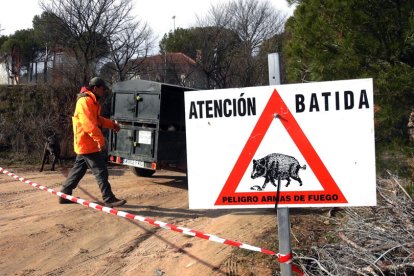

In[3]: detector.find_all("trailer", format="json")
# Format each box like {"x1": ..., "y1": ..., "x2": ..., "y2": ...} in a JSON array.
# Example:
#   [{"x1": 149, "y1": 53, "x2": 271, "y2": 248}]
[{"x1": 107, "y1": 79, "x2": 195, "y2": 177}]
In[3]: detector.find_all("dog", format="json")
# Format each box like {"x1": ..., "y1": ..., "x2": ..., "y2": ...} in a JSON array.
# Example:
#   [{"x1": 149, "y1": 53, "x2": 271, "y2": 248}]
[{"x1": 40, "y1": 134, "x2": 61, "y2": 172}]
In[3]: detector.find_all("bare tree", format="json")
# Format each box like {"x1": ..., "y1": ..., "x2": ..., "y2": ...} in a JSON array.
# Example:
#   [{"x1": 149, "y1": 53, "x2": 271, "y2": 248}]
[
  {"x1": 105, "y1": 20, "x2": 155, "y2": 82},
  {"x1": 194, "y1": 3, "x2": 241, "y2": 88},
  {"x1": 40, "y1": 0, "x2": 137, "y2": 84},
  {"x1": 197, "y1": 0, "x2": 287, "y2": 87},
  {"x1": 227, "y1": 0, "x2": 286, "y2": 54}
]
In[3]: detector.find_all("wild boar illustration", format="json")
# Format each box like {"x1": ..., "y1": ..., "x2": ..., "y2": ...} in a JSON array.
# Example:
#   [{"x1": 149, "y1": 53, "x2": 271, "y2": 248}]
[{"x1": 250, "y1": 153, "x2": 306, "y2": 191}]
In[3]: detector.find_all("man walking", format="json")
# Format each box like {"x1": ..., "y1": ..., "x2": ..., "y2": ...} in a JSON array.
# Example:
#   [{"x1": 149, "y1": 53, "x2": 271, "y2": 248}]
[{"x1": 59, "y1": 77, "x2": 126, "y2": 207}]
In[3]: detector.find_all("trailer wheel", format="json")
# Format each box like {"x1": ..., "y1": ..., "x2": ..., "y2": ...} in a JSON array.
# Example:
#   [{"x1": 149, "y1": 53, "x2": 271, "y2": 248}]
[{"x1": 130, "y1": 167, "x2": 156, "y2": 177}]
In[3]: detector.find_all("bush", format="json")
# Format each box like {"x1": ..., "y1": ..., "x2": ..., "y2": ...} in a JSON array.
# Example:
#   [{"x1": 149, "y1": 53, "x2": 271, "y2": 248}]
[{"x1": 0, "y1": 84, "x2": 78, "y2": 162}]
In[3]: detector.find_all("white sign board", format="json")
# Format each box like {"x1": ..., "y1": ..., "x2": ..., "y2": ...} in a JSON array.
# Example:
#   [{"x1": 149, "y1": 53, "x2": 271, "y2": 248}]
[
  {"x1": 185, "y1": 79, "x2": 376, "y2": 209},
  {"x1": 138, "y1": 130, "x2": 152, "y2": 145}
]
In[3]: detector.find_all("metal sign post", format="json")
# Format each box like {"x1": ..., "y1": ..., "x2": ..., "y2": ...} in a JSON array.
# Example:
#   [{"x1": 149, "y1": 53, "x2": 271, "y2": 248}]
[{"x1": 268, "y1": 53, "x2": 293, "y2": 276}]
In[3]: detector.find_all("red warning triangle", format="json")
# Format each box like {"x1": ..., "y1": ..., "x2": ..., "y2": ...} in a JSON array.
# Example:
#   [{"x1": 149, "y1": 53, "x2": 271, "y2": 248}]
[{"x1": 215, "y1": 88, "x2": 348, "y2": 206}]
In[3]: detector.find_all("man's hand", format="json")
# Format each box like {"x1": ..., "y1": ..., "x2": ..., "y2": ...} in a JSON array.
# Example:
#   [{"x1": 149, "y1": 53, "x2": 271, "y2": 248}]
[{"x1": 113, "y1": 122, "x2": 121, "y2": 133}]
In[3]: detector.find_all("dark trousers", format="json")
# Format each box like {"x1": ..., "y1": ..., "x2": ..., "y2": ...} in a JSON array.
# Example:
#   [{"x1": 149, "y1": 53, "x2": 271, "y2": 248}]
[{"x1": 61, "y1": 151, "x2": 115, "y2": 202}]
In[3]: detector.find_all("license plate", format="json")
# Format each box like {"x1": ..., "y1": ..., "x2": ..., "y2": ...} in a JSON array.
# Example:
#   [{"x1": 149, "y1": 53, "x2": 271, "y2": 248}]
[{"x1": 123, "y1": 158, "x2": 145, "y2": 168}]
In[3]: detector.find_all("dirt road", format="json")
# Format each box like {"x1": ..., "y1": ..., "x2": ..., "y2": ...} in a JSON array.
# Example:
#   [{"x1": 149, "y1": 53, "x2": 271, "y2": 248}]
[{"x1": 0, "y1": 164, "x2": 282, "y2": 275}]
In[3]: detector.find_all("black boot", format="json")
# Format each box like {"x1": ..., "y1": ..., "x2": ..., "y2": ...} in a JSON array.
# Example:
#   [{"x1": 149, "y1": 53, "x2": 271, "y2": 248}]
[
  {"x1": 104, "y1": 196, "x2": 127, "y2": 207},
  {"x1": 59, "y1": 189, "x2": 75, "y2": 204}
]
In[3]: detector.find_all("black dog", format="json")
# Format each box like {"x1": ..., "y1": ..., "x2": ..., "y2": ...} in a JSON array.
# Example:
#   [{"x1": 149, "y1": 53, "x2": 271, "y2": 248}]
[{"x1": 40, "y1": 134, "x2": 61, "y2": 172}]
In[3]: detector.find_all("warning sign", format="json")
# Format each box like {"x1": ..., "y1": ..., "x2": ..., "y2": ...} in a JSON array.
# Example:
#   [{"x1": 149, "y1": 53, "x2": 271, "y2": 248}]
[{"x1": 185, "y1": 79, "x2": 376, "y2": 209}]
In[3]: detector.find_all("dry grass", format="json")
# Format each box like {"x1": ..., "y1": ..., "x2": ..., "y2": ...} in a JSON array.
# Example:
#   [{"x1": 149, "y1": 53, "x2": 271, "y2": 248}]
[{"x1": 227, "y1": 175, "x2": 414, "y2": 276}]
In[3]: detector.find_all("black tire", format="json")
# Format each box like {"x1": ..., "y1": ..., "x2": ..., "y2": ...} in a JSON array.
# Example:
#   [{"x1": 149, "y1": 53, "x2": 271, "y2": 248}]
[{"x1": 129, "y1": 166, "x2": 156, "y2": 177}]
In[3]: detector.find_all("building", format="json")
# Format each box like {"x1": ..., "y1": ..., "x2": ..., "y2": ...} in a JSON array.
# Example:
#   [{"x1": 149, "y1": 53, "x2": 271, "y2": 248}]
[
  {"x1": 1, "y1": 48, "x2": 207, "y2": 89},
  {"x1": 128, "y1": 52, "x2": 207, "y2": 89},
  {"x1": 0, "y1": 44, "x2": 77, "y2": 85},
  {"x1": 0, "y1": 44, "x2": 22, "y2": 85}
]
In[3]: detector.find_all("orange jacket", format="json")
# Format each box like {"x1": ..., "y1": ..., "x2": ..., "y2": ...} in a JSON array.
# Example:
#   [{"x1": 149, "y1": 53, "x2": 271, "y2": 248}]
[{"x1": 72, "y1": 88, "x2": 116, "y2": 154}]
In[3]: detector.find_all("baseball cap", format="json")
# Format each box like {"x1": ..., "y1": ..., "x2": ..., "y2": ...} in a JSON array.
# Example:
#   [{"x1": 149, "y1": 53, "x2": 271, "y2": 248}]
[{"x1": 89, "y1": 77, "x2": 108, "y2": 88}]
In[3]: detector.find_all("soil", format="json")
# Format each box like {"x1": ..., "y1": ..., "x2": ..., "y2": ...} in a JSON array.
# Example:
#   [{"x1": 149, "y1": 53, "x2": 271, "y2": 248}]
[{"x1": 0, "y1": 163, "x2": 331, "y2": 276}]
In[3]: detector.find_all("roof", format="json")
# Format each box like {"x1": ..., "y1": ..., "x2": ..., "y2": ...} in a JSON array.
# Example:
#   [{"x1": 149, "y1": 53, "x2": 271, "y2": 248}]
[{"x1": 140, "y1": 52, "x2": 196, "y2": 66}]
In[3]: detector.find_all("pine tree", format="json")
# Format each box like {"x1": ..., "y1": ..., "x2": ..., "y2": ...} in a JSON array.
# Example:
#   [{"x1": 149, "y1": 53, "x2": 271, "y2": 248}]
[{"x1": 284, "y1": 0, "x2": 414, "y2": 147}]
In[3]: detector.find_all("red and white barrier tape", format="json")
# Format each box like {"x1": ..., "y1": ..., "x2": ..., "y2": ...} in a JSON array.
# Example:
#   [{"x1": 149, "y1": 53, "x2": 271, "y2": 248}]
[{"x1": 0, "y1": 167, "x2": 302, "y2": 270}]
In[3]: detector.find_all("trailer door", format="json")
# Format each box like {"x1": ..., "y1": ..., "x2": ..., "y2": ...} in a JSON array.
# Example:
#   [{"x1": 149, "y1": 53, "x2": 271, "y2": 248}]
[{"x1": 133, "y1": 128, "x2": 155, "y2": 157}]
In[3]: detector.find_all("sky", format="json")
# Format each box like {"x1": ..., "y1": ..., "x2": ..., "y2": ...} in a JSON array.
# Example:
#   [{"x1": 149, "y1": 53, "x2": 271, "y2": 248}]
[{"x1": 0, "y1": 0, "x2": 295, "y2": 41}]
